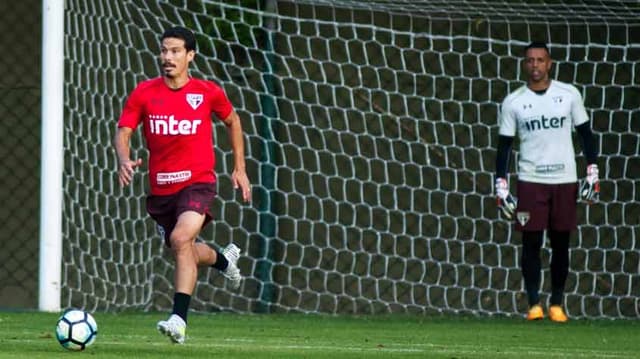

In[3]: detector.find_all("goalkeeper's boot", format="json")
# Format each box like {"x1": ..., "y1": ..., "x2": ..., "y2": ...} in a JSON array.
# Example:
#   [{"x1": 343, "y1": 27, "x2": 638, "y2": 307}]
[
  {"x1": 526, "y1": 304, "x2": 544, "y2": 321},
  {"x1": 222, "y1": 243, "x2": 242, "y2": 290},
  {"x1": 157, "y1": 314, "x2": 186, "y2": 344},
  {"x1": 549, "y1": 305, "x2": 568, "y2": 323}
]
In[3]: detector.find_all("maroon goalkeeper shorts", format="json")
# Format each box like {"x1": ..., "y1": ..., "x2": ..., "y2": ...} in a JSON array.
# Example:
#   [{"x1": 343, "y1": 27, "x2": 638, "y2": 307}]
[
  {"x1": 146, "y1": 182, "x2": 217, "y2": 247},
  {"x1": 515, "y1": 181, "x2": 578, "y2": 232}
]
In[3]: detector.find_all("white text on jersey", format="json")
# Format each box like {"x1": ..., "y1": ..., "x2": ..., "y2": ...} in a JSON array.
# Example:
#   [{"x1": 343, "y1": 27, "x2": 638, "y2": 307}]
[
  {"x1": 149, "y1": 115, "x2": 202, "y2": 135},
  {"x1": 157, "y1": 171, "x2": 192, "y2": 185}
]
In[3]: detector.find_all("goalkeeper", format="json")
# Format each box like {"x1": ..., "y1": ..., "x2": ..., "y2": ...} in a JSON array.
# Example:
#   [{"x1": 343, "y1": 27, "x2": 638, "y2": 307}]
[{"x1": 495, "y1": 42, "x2": 599, "y2": 322}]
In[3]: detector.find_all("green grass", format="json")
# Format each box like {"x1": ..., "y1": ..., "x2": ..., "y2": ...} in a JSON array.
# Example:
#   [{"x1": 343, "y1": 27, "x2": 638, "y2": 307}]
[{"x1": 0, "y1": 311, "x2": 638, "y2": 358}]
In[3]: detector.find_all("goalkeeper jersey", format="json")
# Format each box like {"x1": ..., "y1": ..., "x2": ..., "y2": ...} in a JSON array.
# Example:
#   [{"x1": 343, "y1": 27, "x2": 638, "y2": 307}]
[
  {"x1": 499, "y1": 80, "x2": 589, "y2": 184},
  {"x1": 118, "y1": 77, "x2": 233, "y2": 195}
]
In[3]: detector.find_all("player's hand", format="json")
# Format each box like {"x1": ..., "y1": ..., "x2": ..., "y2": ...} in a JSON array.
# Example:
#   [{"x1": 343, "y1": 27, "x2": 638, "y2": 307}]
[
  {"x1": 118, "y1": 158, "x2": 142, "y2": 187},
  {"x1": 495, "y1": 177, "x2": 517, "y2": 220},
  {"x1": 580, "y1": 164, "x2": 600, "y2": 203},
  {"x1": 232, "y1": 169, "x2": 251, "y2": 202}
]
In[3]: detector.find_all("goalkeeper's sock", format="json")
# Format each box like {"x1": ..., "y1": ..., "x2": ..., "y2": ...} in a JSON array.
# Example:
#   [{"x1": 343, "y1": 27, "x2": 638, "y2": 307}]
[
  {"x1": 172, "y1": 292, "x2": 191, "y2": 324},
  {"x1": 521, "y1": 231, "x2": 544, "y2": 306},
  {"x1": 549, "y1": 230, "x2": 570, "y2": 305},
  {"x1": 211, "y1": 248, "x2": 229, "y2": 271}
]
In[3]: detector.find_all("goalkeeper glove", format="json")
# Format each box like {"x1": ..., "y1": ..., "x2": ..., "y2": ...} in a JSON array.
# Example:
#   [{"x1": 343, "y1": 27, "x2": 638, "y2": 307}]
[
  {"x1": 495, "y1": 177, "x2": 517, "y2": 220},
  {"x1": 580, "y1": 164, "x2": 600, "y2": 203}
]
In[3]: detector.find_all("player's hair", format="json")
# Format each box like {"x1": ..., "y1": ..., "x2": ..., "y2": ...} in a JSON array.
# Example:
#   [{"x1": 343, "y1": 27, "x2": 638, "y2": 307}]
[
  {"x1": 524, "y1": 41, "x2": 550, "y2": 56},
  {"x1": 161, "y1": 26, "x2": 197, "y2": 52}
]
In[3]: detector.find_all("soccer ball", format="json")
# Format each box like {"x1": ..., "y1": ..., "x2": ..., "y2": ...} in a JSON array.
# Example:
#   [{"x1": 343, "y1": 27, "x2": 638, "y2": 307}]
[{"x1": 55, "y1": 309, "x2": 98, "y2": 350}]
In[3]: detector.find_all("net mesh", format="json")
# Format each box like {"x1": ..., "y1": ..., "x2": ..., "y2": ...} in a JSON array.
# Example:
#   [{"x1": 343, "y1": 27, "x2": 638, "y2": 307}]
[{"x1": 61, "y1": 0, "x2": 640, "y2": 318}]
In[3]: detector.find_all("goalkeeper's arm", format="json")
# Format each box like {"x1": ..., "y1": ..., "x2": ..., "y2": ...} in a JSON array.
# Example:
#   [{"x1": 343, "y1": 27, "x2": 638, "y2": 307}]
[
  {"x1": 576, "y1": 122, "x2": 600, "y2": 202},
  {"x1": 576, "y1": 122, "x2": 597, "y2": 165},
  {"x1": 495, "y1": 135, "x2": 517, "y2": 219},
  {"x1": 495, "y1": 135, "x2": 514, "y2": 179}
]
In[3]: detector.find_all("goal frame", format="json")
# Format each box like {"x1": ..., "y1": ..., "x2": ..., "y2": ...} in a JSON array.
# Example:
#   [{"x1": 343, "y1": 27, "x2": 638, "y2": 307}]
[{"x1": 39, "y1": 0, "x2": 65, "y2": 312}]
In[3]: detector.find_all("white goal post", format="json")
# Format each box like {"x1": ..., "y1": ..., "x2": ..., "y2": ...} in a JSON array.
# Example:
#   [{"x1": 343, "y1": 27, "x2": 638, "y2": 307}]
[
  {"x1": 39, "y1": 0, "x2": 64, "y2": 312},
  {"x1": 44, "y1": 0, "x2": 639, "y2": 318}
]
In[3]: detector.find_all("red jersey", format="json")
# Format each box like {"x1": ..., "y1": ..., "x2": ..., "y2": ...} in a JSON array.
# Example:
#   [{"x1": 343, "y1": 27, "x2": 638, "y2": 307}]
[{"x1": 118, "y1": 77, "x2": 233, "y2": 195}]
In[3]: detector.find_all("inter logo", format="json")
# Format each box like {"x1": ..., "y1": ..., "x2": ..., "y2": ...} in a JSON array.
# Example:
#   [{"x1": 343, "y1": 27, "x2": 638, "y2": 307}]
[
  {"x1": 148, "y1": 115, "x2": 202, "y2": 135},
  {"x1": 186, "y1": 93, "x2": 203, "y2": 110},
  {"x1": 522, "y1": 115, "x2": 566, "y2": 132}
]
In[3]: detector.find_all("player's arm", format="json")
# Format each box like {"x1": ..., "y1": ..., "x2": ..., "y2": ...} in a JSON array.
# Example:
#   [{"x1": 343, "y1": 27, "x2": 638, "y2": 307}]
[
  {"x1": 576, "y1": 122, "x2": 597, "y2": 165},
  {"x1": 496, "y1": 135, "x2": 513, "y2": 180},
  {"x1": 221, "y1": 110, "x2": 251, "y2": 202},
  {"x1": 571, "y1": 86, "x2": 599, "y2": 203},
  {"x1": 115, "y1": 85, "x2": 144, "y2": 187},
  {"x1": 495, "y1": 135, "x2": 517, "y2": 219},
  {"x1": 495, "y1": 99, "x2": 518, "y2": 219},
  {"x1": 114, "y1": 126, "x2": 142, "y2": 187},
  {"x1": 576, "y1": 122, "x2": 599, "y2": 202}
]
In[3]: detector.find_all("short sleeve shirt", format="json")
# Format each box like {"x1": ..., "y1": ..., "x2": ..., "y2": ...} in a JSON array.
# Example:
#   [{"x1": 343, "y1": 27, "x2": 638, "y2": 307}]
[
  {"x1": 499, "y1": 80, "x2": 589, "y2": 184},
  {"x1": 118, "y1": 77, "x2": 233, "y2": 195}
]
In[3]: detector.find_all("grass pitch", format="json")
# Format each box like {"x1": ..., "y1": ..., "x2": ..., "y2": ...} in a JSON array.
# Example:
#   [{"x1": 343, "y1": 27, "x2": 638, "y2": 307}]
[{"x1": 0, "y1": 311, "x2": 637, "y2": 358}]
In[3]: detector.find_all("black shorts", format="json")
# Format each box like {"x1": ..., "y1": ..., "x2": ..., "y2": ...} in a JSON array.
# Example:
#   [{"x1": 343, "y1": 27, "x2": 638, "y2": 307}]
[
  {"x1": 146, "y1": 182, "x2": 217, "y2": 246},
  {"x1": 515, "y1": 181, "x2": 578, "y2": 232}
]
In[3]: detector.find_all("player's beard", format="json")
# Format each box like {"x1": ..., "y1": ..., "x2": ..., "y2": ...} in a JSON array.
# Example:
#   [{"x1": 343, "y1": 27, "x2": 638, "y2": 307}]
[
  {"x1": 163, "y1": 64, "x2": 177, "y2": 78},
  {"x1": 530, "y1": 70, "x2": 545, "y2": 82},
  {"x1": 528, "y1": 69, "x2": 550, "y2": 86}
]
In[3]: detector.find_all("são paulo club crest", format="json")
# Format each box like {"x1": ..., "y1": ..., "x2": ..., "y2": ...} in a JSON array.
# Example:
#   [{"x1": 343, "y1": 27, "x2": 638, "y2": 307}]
[
  {"x1": 517, "y1": 211, "x2": 530, "y2": 226},
  {"x1": 186, "y1": 93, "x2": 203, "y2": 110}
]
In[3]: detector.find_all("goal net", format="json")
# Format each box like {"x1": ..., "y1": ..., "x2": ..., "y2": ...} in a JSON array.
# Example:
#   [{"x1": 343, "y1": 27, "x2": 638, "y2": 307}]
[{"x1": 61, "y1": 0, "x2": 639, "y2": 318}]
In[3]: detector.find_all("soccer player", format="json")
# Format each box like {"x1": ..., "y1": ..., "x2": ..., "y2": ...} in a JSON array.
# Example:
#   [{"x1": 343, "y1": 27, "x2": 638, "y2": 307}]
[
  {"x1": 495, "y1": 42, "x2": 599, "y2": 322},
  {"x1": 114, "y1": 26, "x2": 251, "y2": 343}
]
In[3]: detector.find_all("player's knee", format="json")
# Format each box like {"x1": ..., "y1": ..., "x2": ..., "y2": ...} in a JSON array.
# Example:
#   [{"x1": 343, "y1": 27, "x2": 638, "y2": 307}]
[{"x1": 169, "y1": 232, "x2": 192, "y2": 251}]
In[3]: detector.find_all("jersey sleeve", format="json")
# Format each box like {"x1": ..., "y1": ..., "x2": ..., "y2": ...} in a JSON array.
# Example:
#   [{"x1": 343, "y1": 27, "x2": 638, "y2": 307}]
[
  {"x1": 209, "y1": 83, "x2": 234, "y2": 120},
  {"x1": 498, "y1": 98, "x2": 517, "y2": 137},
  {"x1": 569, "y1": 85, "x2": 589, "y2": 127},
  {"x1": 118, "y1": 85, "x2": 144, "y2": 129}
]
